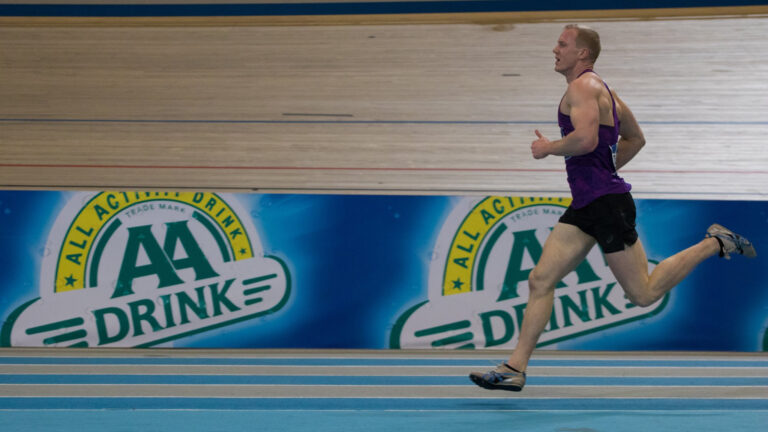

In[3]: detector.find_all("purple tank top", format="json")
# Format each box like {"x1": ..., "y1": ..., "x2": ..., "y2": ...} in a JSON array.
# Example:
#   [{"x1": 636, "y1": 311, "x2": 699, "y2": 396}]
[{"x1": 557, "y1": 69, "x2": 631, "y2": 208}]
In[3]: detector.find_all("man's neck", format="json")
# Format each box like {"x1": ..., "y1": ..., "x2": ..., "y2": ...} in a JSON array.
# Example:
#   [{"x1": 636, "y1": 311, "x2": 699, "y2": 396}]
[{"x1": 564, "y1": 64, "x2": 595, "y2": 84}]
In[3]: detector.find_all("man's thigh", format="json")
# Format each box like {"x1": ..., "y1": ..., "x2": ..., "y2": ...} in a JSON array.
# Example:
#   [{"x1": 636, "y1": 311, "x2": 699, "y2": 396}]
[
  {"x1": 604, "y1": 239, "x2": 651, "y2": 296},
  {"x1": 533, "y1": 222, "x2": 597, "y2": 286}
]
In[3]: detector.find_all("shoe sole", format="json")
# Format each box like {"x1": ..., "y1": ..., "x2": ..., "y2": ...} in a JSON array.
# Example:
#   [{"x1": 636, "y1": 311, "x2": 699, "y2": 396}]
[{"x1": 468, "y1": 374, "x2": 524, "y2": 392}]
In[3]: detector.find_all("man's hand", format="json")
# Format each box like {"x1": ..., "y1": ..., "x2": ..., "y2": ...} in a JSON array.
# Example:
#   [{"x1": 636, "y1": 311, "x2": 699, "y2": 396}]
[{"x1": 531, "y1": 129, "x2": 551, "y2": 159}]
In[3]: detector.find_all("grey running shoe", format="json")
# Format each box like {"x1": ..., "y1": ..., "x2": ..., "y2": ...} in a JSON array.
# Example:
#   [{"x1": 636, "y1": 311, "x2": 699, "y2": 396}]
[
  {"x1": 706, "y1": 223, "x2": 757, "y2": 259},
  {"x1": 469, "y1": 363, "x2": 526, "y2": 392}
]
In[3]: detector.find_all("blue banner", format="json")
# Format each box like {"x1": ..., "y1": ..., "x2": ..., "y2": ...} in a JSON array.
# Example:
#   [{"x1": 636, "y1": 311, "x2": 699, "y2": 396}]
[{"x1": 0, "y1": 190, "x2": 765, "y2": 351}]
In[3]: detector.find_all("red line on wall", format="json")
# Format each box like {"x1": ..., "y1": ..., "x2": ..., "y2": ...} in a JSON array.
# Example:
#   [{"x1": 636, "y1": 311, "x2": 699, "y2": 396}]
[{"x1": 1, "y1": 163, "x2": 766, "y2": 175}]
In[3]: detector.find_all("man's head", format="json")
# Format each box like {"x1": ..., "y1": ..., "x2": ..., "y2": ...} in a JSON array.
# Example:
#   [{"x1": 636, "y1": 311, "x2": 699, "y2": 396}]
[{"x1": 553, "y1": 25, "x2": 601, "y2": 75}]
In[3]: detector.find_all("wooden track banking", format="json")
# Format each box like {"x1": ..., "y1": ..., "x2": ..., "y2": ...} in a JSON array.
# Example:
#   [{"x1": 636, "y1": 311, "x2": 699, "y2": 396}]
[{"x1": 1, "y1": 10, "x2": 767, "y2": 199}]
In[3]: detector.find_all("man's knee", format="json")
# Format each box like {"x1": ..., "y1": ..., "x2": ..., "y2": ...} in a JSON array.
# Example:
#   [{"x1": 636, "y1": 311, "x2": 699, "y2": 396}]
[
  {"x1": 528, "y1": 269, "x2": 555, "y2": 297},
  {"x1": 623, "y1": 290, "x2": 655, "y2": 308}
]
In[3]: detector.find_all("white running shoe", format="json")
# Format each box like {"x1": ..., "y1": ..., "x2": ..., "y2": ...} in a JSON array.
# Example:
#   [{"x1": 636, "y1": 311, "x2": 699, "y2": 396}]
[{"x1": 706, "y1": 224, "x2": 757, "y2": 259}]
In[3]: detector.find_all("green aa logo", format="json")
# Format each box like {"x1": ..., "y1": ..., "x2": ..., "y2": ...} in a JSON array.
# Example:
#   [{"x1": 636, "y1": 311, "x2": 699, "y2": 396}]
[
  {"x1": 114, "y1": 222, "x2": 219, "y2": 298},
  {"x1": 1, "y1": 191, "x2": 291, "y2": 348}
]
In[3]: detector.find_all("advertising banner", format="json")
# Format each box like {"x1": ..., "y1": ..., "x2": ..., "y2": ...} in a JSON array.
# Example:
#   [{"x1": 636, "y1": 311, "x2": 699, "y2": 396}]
[{"x1": 0, "y1": 190, "x2": 766, "y2": 351}]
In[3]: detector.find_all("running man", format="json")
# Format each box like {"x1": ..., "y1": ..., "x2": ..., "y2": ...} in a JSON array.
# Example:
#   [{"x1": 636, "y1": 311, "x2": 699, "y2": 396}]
[{"x1": 470, "y1": 24, "x2": 757, "y2": 392}]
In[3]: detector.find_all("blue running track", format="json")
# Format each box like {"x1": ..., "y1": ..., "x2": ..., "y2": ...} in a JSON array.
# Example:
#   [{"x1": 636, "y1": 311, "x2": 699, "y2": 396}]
[{"x1": 0, "y1": 349, "x2": 767, "y2": 431}]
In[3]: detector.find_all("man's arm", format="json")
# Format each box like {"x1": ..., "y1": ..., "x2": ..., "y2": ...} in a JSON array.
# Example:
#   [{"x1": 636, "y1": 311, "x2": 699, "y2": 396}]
[
  {"x1": 613, "y1": 94, "x2": 645, "y2": 170},
  {"x1": 531, "y1": 78, "x2": 601, "y2": 159}
]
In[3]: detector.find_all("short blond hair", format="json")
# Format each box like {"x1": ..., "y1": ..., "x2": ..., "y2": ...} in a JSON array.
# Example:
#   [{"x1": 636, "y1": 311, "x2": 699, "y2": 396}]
[{"x1": 564, "y1": 24, "x2": 601, "y2": 63}]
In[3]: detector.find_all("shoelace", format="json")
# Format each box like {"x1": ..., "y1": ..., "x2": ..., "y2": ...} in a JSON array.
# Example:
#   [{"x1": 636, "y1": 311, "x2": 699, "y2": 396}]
[{"x1": 482, "y1": 370, "x2": 508, "y2": 383}]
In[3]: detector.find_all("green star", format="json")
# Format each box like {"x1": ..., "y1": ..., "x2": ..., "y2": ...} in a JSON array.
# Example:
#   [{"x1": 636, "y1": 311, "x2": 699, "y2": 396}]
[
  {"x1": 64, "y1": 274, "x2": 77, "y2": 287},
  {"x1": 239, "y1": 248, "x2": 247, "y2": 256},
  {"x1": 452, "y1": 278, "x2": 464, "y2": 290}
]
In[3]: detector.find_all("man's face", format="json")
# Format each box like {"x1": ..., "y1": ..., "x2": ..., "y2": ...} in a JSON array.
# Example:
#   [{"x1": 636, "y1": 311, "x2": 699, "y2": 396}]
[{"x1": 553, "y1": 28, "x2": 583, "y2": 74}]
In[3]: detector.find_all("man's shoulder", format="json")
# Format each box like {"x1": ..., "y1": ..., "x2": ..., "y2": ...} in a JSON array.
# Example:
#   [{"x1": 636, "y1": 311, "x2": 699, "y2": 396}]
[
  {"x1": 565, "y1": 74, "x2": 604, "y2": 103},
  {"x1": 569, "y1": 73, "x2": 604, "y2": 92}
]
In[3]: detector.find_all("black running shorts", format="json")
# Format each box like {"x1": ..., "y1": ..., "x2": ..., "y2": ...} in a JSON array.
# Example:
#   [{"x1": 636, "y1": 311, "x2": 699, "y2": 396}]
[{"x1": 558, "y1": 192, "x2": 639, "y2": 254}]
